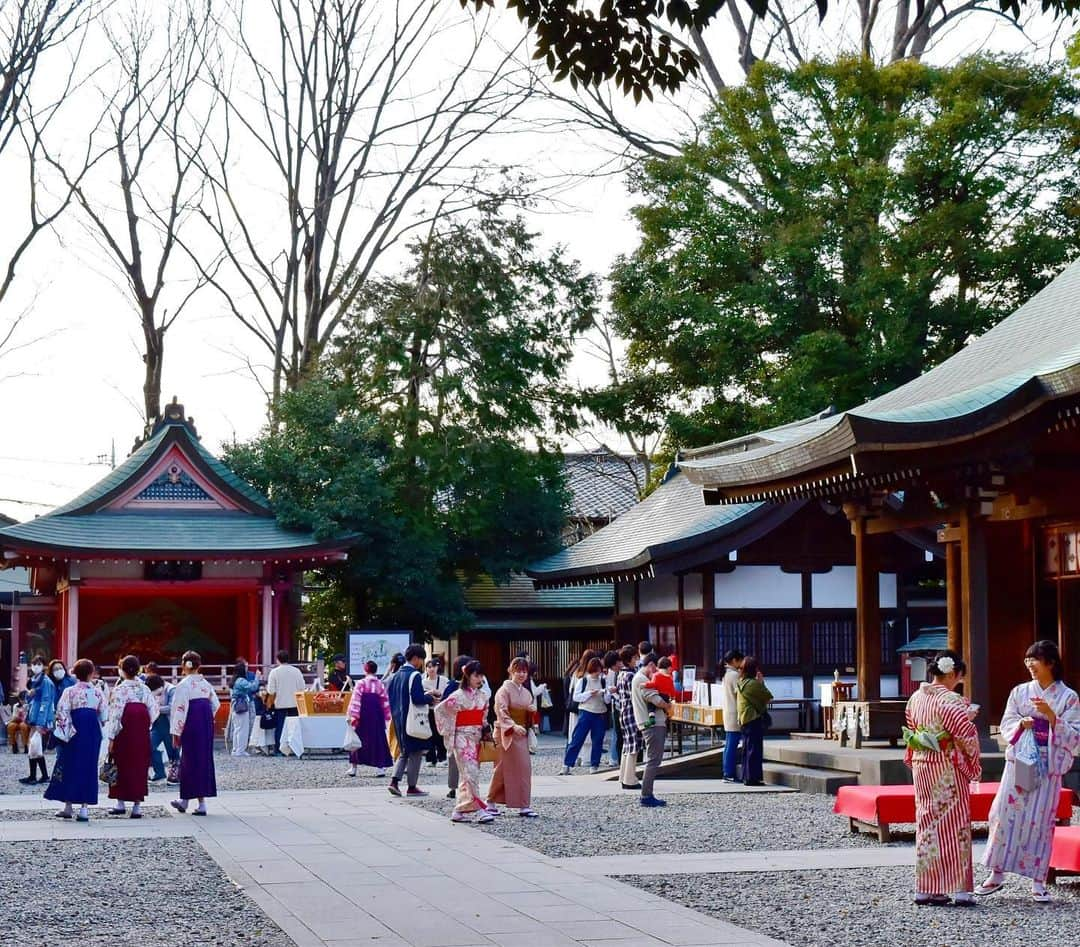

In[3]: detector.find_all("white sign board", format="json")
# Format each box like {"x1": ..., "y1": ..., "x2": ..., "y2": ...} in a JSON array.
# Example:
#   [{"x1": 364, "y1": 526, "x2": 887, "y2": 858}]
[
  {"x1": 346, "y1": 630, "x2": 412, "y2": 677},
  {"x1": 681, "y1": 665, "x2": 696, "y2": 695}
]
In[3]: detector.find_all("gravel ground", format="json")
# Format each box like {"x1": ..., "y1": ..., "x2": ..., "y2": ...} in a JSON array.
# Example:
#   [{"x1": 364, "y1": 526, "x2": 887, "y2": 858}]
[
  {"x1": 0, "y1": 805, "x2": 170, "y2": 821},
  {"x1": 413, "y1": 792, "x2": 918, "y2": 856},
  {"x1": 620, "y1": 867, "x2": 1080, "y2": 947},
  {"x1": 2, "y1": 837, "x2": 292, "y2": 947},
  {"x1": 0, "y1": 733, "x2": 592, "y2": 795}
]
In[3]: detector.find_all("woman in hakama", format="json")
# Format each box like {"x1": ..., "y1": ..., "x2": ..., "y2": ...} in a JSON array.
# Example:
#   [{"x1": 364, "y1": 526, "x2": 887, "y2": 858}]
[
  {"x1": 169, "y1": 650, "x2": 220, "y2": 816},
  {"x1": 44, "y1": 659, "x2": 107, "y2": 822},
  {"x1": 434, "y1": 660, "x2": 494, "y2": 824},
  {"x1": 977, "y1": 640, "x2": 1080, "y2": 902},
  {"x1": 105, "y1": 654, "x2": 158, "y2": 818},
  {"x1": 346, "y1": 660, "x2": 393, "y2": 777},
  {"x1": 903, "y1": 650, "x2": 981, "y2": 907},
  {"x1": 487, "y1": 657, "x2": 537, "y2": 818}
]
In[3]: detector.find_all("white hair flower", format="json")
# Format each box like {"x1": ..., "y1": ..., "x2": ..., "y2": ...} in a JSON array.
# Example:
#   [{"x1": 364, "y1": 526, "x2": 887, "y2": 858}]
[
  {"x1": 184, "y1": 660, "x2": 195, "y2": 669},
  {"x1": 936, "y1": 656, "x2": 955, "y2": 674}
]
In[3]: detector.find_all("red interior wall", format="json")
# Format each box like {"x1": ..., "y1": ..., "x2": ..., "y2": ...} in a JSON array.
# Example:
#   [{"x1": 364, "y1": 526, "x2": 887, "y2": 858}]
[{"x1": 78, "y1": 592, "x2": 241, "y2": 666}]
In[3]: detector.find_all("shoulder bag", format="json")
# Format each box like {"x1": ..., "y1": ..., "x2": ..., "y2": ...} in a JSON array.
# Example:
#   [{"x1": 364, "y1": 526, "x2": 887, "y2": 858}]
[{"x1": 404, "y1": 671, "x2": 433, "y2": 740}]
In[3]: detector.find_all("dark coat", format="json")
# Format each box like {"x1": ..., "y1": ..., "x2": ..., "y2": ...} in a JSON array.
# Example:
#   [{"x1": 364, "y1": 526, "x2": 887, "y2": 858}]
[{"x1": 387, "y1": 664, "x2": 433, "y2": 755}]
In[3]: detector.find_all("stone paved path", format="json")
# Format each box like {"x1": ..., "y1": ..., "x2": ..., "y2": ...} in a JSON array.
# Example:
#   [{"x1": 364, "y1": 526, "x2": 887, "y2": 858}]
[{"x1": 0, "y1": 775, "x2": 804, "y2": 947}]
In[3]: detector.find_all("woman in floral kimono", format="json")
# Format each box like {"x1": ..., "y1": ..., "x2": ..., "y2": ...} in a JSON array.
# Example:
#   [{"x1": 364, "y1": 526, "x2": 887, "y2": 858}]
[
  {"x1": 903, "y1": 650, "x2": 981, "y2": 906},
  {"x1": 169, "y1": 650, "x2": 220, "y2": 816},
  {"x1": 105, "y1": 654, "x2": 158, "y2": 817},
  {"x1": 434, "y1": 660, "x2": 494, "y2": 824},
  {"x1": 44, "y1": 659, "x2": 107, "y2": 822},
  {"x1": 487, "y1": 657, "x2": 538, "y2": 817},
  {"x1": 977, "y1": 640, "x2": 1080, "y2": 902},
  {"x1": 346, "y1": 660, "x2": 393, "y2": 777}
]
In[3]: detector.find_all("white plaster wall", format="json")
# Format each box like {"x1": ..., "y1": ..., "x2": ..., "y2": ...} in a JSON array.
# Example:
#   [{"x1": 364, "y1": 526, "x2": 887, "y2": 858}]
[
  {"x1": 811, "y1": 567, "x2": 897, "y2": 608},
  {"x1": 616, "y1": 582, "x2": 635, "y2": 614},
  {"x1": 77, "y1": 561, "x2": 143, "y2": 579},
  {"x1": 682, "y1": 573, "x2": 703, "y2": 610},
  {"x1": 638, "y1": 574, "x2": 679, "y2": 613},
  {"x1": 714, "y1": 566, "x2": 801, "y2": 609},
  {"x1": 203, "y1": 561, "x2": 263, "y2": 579}
]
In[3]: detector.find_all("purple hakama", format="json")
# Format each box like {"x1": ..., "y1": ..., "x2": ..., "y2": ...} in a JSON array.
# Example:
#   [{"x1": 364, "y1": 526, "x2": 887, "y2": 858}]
[
  {"x1": 351, "y1": 691, "x2": 393, "y2": 768},
  {"x1": 179, "y1": 697, "x2": 217, "y2": 800}
]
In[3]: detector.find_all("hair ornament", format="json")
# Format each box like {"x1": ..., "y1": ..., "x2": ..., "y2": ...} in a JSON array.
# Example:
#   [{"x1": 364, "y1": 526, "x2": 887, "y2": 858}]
[
  {"x1": 935, "y1": 656, "x2": 955, "y2": 674},
  {"x1": 184, "y1": 660, "x2": 195, "y2": 669}
]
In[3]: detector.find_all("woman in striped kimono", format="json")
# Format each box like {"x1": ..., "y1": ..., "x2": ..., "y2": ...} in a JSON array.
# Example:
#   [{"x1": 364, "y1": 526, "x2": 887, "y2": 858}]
[
  {"x1": 903, "y1": 650, "x2": 981, "y2": 907},
  {"x1": 977, "y1": 640, "x2": 1080, "y2": 902},
  {"x1": 434, "y1": 660, "x2": 493, "y2": 825}
]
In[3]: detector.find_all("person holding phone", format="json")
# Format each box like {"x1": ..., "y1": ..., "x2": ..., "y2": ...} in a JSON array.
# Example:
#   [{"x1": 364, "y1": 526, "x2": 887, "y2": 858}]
[{"x1": 977, "y1": 640, "x2": 1080, "y2": 902}]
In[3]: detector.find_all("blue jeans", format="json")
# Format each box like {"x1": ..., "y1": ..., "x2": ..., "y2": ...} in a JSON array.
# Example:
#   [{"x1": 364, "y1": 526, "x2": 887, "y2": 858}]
[
  {"x1": 722, "y1": 726, "x2": 742, "y2": 779},
  {"x1": 742, "y1": 717, "x2": 764, "y2": 784},
  {"x1": 564, "y1": 710, "x2": 607, "y2": 768},
  {"x1": 150, "y1": 715, "x2": 178, "y2": 778}
]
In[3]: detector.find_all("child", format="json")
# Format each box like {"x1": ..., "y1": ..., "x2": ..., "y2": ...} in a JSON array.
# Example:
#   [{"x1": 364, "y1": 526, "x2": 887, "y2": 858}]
[
  {"x1": 647, "y1": 657, "x2": 676, "y2": 702},
  {"x1": 6, "y1": 697, "x2": 29, "y2": 753}
]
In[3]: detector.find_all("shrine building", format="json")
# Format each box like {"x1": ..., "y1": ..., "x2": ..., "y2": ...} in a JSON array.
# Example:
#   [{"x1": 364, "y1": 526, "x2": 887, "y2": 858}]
[
  {"x1": 677, "y1": 258, "x2": 1080, "y2": 731},
  {"x1": 0, "y1": 400, "x2": 349, "y2": 681}
]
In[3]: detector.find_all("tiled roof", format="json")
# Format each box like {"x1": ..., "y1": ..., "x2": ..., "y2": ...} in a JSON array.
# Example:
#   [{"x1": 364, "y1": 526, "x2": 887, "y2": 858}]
[
  {"x1": 0, "y1": 511, "x2": 344, "y2": 556},
  {"x1": 463, "y1": 573, "x2": 614, "y2": 611},
  {"x1": 0, "y1": 415, "x2": 341, "y2": 557},
  {"x1": 528, "y1": 470, "x2": 784, "y2": 584},
  {"x1": 563, "y1": 449, "x2": 645, "y2": 521},
  {"x1": 680, "y1": 259, "x2": 1080, "y2": 493}
]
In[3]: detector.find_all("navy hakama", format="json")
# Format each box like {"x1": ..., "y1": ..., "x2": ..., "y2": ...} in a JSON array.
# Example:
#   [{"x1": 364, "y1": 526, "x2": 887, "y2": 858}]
[{"x1": 44, "y1": 706, "x2": 102, "y2": 805}]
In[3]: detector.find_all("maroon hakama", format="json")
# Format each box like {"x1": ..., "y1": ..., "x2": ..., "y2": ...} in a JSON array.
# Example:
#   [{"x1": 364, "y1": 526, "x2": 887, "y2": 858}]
[{"x1": 110, "y1": 701, "x2": 152, "y2": 802}]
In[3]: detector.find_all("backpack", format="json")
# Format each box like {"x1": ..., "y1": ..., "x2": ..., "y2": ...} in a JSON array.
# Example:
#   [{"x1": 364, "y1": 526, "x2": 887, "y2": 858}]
[{"x1": 233, "y1": 689, "x2": 250, "y2": 714}]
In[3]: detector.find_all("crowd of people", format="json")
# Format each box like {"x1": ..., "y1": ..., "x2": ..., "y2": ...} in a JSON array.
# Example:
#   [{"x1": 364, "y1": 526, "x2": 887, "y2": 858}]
[
  {"x1": 3, "y1": 649, "x2": 219, "y2": 821},
  {"x1": 905, "y1": 639, "x2": 1080, "y2": 905}
]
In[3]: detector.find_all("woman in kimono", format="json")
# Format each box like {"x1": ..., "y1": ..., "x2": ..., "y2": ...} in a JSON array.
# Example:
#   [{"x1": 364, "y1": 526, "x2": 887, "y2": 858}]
[
  {"x1": 615, "y1": 644, "x2": 642, "y2": 790},
  {"x1": 346, "y1": 660, "x2": 393, "y2": 777},
  {"x1": 487, "y1": 657, "x2": 538, "y2": 817},
  {"x1": 434, "y1": 659, "x2": 494, "y2": 824},
  {"x1": 44, "y1": 659, "x2": 107, "y2": 821},
  {"x1": 903, "y1": 650, "x2": 981, "y2": 906},
  {"x1": 105, "y1": 654, "x2": 158, "y2": 817},
  {"x1": 169, "y1": 650, "x2": 220, "y2": 816},
  {"x1": 977, "y1": 639, "x2": 1080, "y2": 902}
]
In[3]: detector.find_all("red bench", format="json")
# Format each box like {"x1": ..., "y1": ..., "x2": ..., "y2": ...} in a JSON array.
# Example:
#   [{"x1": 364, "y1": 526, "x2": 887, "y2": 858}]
[
  {"x1": 834, "y1": 782, "x2": 1075, "y2": 843},
  {"x1": 1049, "y1": 825, "x2": 1080, "y2": 883}
]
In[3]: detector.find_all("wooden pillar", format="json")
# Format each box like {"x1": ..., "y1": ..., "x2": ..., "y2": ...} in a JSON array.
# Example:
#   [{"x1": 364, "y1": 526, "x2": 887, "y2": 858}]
[
  {"x1": 852, "y1": 514, "x2": 881, "y2": 700},
  {"x1": 960, "y1": 513, "x2": 993, "y2": 743},
  {"x1": 260, "y1": 584, "x2": 274, "y2": 665},
  {"x1": 946, "y1": 540, "x2": 963, "y2": 654},
  {"x1": 65, "y1": 584, "x2": 79, "y2": 668},
  {"x1": 799, "y1": 572, "x2": 814, "y2": 699},
  {"x1": 701, "y1": 570, "x2": 716, "y2": 676}
]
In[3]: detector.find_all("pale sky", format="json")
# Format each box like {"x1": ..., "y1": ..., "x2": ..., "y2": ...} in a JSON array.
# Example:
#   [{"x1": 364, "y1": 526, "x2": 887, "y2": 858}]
[{"x1": 0, "y1": 1, "x2": 1069, "y2": 522}]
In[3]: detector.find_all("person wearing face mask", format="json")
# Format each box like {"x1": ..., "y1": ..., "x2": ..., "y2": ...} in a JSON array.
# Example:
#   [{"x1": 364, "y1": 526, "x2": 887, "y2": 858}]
[
  {"x1": 48, "y1": 659, "x2": 76, "y2": 708},
  {"x1": 20, "y1": 655, "x2": 56, "y2": 785}
]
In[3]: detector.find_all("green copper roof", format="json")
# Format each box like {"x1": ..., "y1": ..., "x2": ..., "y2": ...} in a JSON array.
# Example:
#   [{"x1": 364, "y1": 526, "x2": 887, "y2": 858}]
[
  {"x1": 0, "y1": 413, "x2": 343, "y2": 557},
  {"x1": 463, "y1": 573, "x2": 614, "y2": 610},
  {"x1": 681, "y1": 258, "x2": 1080, "y2": 494},
  {"x1": 527, "y1": 470, "x2": 787, "y2": 585},
  {"x1": 0, "y1": 511, "x2": 342, "y2": 556}
]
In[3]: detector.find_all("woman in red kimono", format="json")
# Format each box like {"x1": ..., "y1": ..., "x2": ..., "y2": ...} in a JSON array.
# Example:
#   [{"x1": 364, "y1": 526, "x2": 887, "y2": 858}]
[{"x1": 903, "y1": 650, "x2": 981, "y2": 907}]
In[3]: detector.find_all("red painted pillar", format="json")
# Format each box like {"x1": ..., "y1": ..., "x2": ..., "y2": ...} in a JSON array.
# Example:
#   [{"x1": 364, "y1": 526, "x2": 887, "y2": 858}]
[
  {"x1": 246, "y1": 591, "x2": 259, "y2": 667},
  {"x1": 55, "y1": 588, "x2": 67, "y2": 665}
]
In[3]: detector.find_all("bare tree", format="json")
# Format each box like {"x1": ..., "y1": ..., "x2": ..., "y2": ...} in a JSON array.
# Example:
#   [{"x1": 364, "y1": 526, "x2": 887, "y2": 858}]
[
  {"x1": 189, "y1": 0, "x2": 535, "y2": 408},
  {"x1": 42, "y1": 1, "x2": 219, "y2": 430},
  {"x1": 0, "y1": 1, "x2": 96, "y2": 320}
]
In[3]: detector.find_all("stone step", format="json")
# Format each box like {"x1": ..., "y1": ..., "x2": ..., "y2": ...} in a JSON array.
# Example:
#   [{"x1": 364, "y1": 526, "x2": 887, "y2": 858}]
[{"x1": 762, "y1": 762, "x2": 858, "y2": 795}]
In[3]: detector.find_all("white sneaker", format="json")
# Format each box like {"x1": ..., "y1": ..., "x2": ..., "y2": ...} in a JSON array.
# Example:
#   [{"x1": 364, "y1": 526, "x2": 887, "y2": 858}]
[
  {"x1": 559, "y1": 765, "x2": 571, "y2": 775},
  {"x1": 346, "y1": 766, "x2": 357, "y2": 777}
]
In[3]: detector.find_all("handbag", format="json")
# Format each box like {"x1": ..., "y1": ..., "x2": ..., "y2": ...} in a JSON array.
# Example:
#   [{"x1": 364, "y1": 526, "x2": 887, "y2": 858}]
[
  {"x1": 99, "y1": 755, "x2": 119, "y2": 787},
  {"x1": 28, "y1": 730, "x2": 44, "y2": 759},
  {"x1": 1014, "y1": 728, "x2": 1045, "y2": 792},
  {"x1": 259, "y1": 710, "x2": 276, "y2": 730},
  {"x1": 342, "y1": 720, "x2": 363, "y2": 752},
  {"x1": 166, "y1": 759, "x2": 180, "y2": 784},
  {"x1": 404, "y1": 672, "x2": 433, "y2": 740},
  {"x1": 478, "y1": 732, "x2": 499, "y2": 764}
]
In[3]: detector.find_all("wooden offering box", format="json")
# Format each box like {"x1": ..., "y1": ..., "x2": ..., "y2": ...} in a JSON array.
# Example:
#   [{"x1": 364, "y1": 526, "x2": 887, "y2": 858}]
[{"x1": 296, "y1": 690, "x2": 349, "y2": 716}]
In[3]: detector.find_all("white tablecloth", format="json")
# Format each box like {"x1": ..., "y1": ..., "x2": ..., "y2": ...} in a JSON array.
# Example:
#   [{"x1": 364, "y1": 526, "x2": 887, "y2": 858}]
[{"x1": 280, "y1": 715, "x2": 349, "y2": 758}]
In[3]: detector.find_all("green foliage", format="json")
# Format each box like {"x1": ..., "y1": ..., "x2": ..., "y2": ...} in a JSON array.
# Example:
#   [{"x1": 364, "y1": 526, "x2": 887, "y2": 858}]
[
  {"x1": 226, "y1": 205, "x2": 594, "y2": 648},
  {"x1": 603, "y1": 55, "x2": 1080, "y2": 449}
]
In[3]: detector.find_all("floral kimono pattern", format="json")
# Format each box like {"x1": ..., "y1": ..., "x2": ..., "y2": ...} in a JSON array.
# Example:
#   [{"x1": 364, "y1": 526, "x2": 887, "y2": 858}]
[
  {"x1": 984, "y1": 679, "x2": 1080, "y2": 882},
  {"x1": 904, "y1": 682, "x2": 981, "y2": 895},
  {"x1": 434, "y1": 685, "x2": 489, "y2": 815},
  {"x1": 105, "y1": 679, "x2": 159, "y2": 740}
]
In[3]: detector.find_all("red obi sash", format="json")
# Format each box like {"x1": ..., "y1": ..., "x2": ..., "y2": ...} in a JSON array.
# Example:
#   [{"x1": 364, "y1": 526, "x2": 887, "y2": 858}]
[{"x1": 456, "y1": 708, "x2": 485, "y2": 727}]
